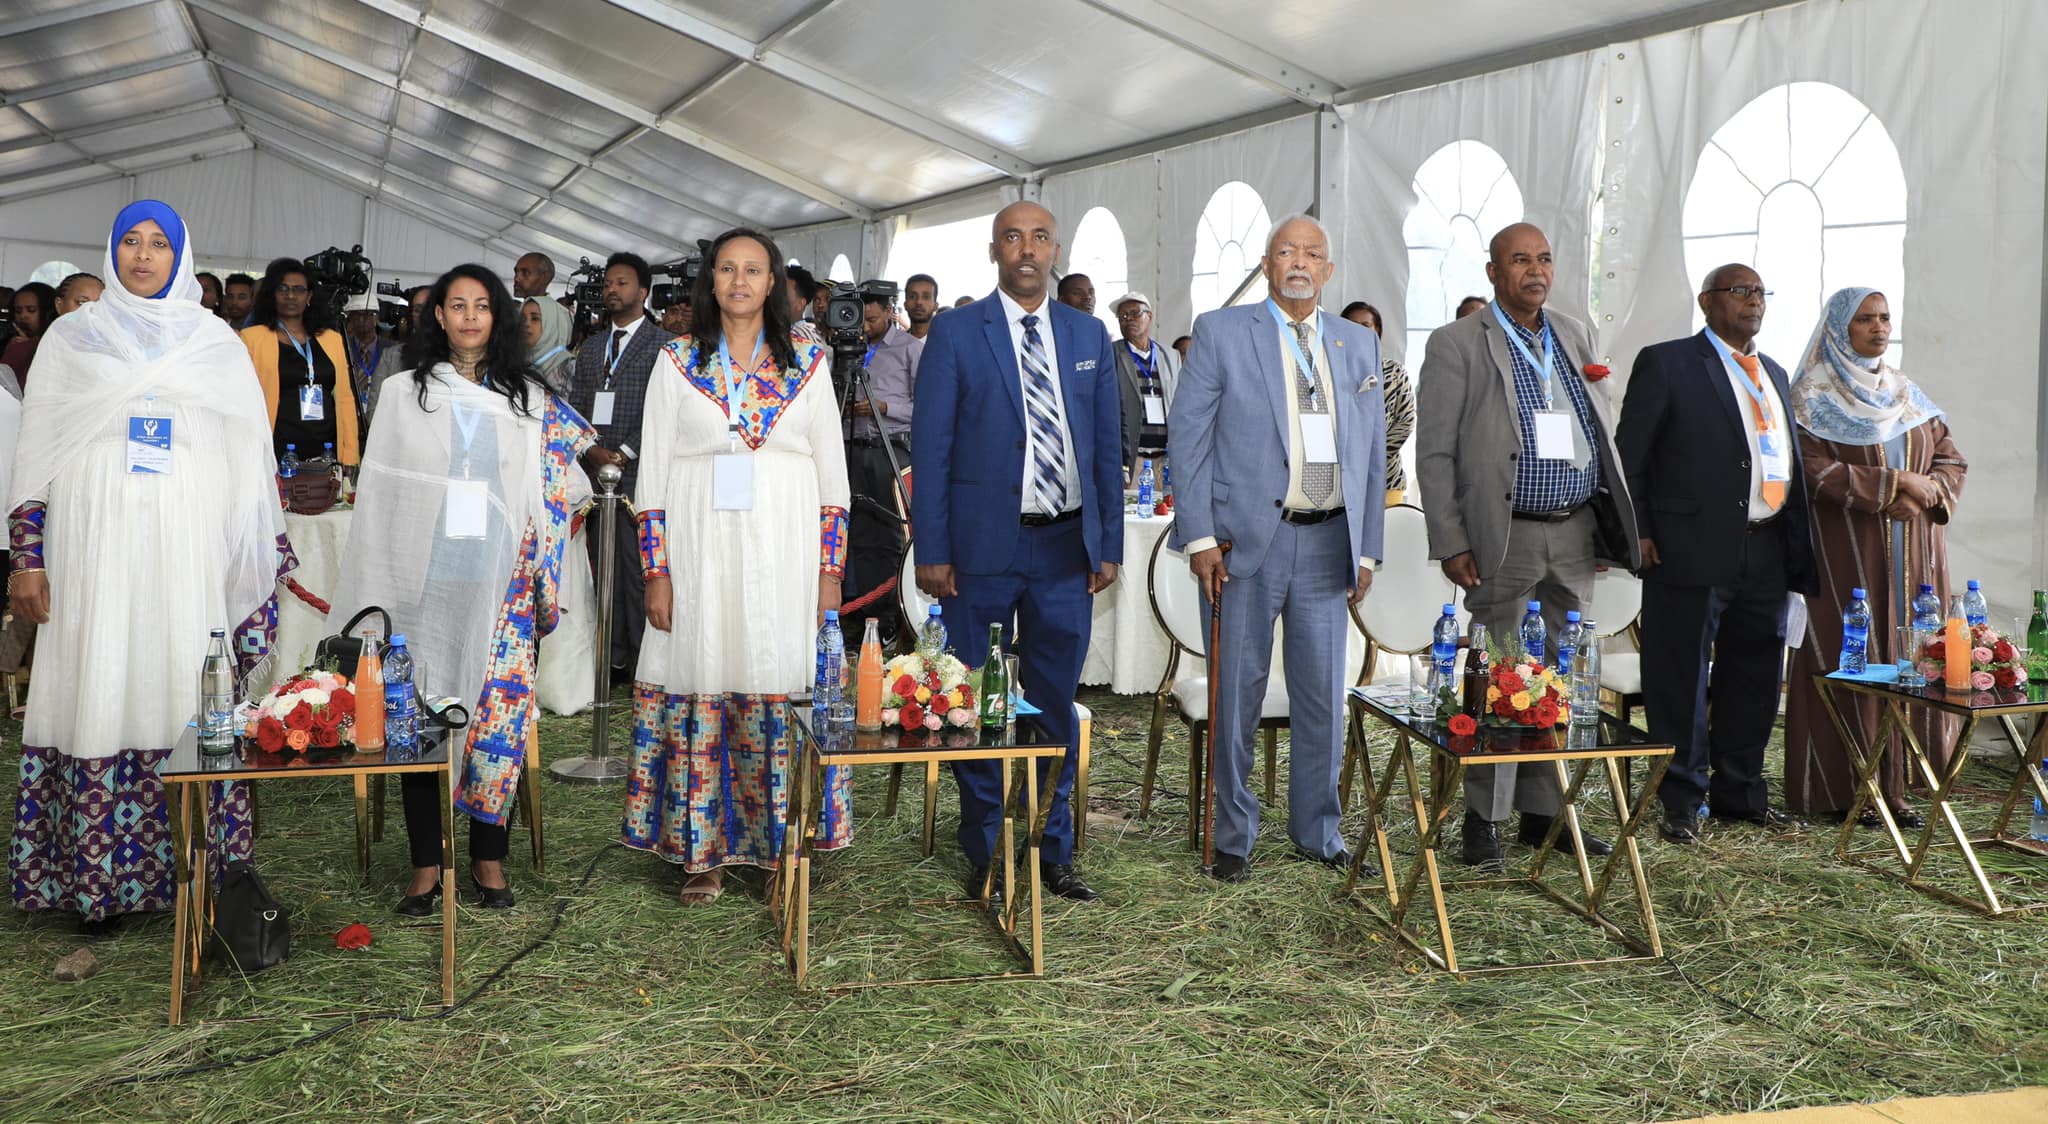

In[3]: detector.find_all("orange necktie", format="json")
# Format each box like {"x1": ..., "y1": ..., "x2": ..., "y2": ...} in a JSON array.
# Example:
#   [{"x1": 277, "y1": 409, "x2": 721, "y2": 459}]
[{"x1": 1733, "y1": 353, "x2": 1786, "y2": 511}]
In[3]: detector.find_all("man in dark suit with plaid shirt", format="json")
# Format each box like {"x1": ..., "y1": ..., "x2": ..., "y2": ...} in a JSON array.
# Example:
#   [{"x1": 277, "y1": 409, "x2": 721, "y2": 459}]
[{"x1": 566, "y1": 251, "x2": 675, "y2": 681}]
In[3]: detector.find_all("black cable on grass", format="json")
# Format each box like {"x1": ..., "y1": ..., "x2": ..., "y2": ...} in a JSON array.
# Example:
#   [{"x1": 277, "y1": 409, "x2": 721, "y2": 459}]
[{"x1": 100, "y1": 842, "x2": 622, "y2": 1089}]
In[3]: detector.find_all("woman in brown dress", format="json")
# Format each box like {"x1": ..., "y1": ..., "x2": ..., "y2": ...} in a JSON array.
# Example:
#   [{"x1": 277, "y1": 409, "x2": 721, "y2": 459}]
[{"x1": 1783, "y1": 288, "x2": 1966, "y2": 826}]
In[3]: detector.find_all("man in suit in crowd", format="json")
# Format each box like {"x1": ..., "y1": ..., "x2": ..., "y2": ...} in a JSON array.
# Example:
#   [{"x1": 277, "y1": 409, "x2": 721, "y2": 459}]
[
  {"x1": 844, "y1": 287, "x2": 922, "y2": 646},
  {"x1": 1170, "y1": 214, "x2": 1386, "y2": 883},
  {"x1": 1110, "y1": 291, "x2": 1179, "y2": 478},
  {"x1": 913, "y1": 201, "x2": 1123, "y2": 904},
  {"x1": 566, "y1": 251, "x2": 675, "y2": 682},
  {"x1": 1618, "y1": 263, "x2": 1817, "y2": 844},
  {"x1": 1417, "y1": 222, "x2": 1636, "y2": 870}
]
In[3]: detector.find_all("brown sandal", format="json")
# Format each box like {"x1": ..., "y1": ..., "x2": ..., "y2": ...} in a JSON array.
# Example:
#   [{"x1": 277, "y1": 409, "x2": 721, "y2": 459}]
[{"x1": 679, "y1": 870, "x2": 724, "y2": 906}]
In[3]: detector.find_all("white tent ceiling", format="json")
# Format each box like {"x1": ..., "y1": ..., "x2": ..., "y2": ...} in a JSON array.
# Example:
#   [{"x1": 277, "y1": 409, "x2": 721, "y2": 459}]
[{"x1": 0, "y1": 0, "x2": 1792, "y2": 265}]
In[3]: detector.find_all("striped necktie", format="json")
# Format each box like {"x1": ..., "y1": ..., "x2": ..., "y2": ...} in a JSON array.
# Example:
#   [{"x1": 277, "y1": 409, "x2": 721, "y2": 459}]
[
  {"x1": 1291, "y1": 318, "x2": 1335, "y2": 507},
  {"x1": 1019, "y1": 314, "x2": 1069, "y2": 514},
  {"x1": 1733, "y1": 353, "x2": 1786, "y2": 511}
]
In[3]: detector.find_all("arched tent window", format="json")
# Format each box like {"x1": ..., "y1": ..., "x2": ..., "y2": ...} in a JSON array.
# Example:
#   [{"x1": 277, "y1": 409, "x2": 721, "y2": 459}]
[
  {"x1": 1683, "y1": 82, "x2": 1907, "y2": 366},
  {"x1": 1066, "y1": 206, "x2": 1129, "y2": 335},
  {"x1": 1189, "y1": 181, "x2": 1271, "y2": 319},
  {"x1": 28, "y1": 260, "x2": 81, "y2": 287},
  {"x1": 881, "y1": 213, "x2": 996, "y2": 305},
  {"x1": 1402, "y1": 140, "x2": 1523, "y2": 366},
  {"x1": 827, "y1": 253, "x2": 853, "y2": 284}
]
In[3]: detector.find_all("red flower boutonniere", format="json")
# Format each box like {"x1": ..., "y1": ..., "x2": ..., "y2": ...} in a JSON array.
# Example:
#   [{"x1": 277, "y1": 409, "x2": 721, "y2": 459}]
[
  {"x1": 334, "y1": 922, "x2": 374, "y2": 950},
  {"x1": 1582, "y1": 364, "x2": 1611, "y2": 382}
]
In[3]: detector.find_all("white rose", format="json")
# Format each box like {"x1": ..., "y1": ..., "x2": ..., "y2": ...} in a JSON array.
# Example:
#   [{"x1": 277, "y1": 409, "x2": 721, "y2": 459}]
[{"x1": 302, "y1": 688, "x2": 331, "y2": 707}]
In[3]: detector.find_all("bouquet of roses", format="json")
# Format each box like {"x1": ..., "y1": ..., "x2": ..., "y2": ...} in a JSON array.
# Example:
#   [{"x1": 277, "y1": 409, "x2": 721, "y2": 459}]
[
  {"x1": 250, "y1": 668, "x2": 359, "y2": 752},
  {"x1": 1482, "y1": 655, "x2": 1571, "y2": 729},
  {"x1": 1920, "y1": 623, "x2": 2029, "y2": 691},
  {"x1": 878, "y1": 651, "x2": 978, "y2": 733}
]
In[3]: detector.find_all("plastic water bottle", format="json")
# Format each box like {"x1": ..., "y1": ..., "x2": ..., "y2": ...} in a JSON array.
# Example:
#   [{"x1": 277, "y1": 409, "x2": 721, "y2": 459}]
[
  {"x1": 1519, "y1": 600, "x2": 1547, "y2": 664},
  {"x1": 384, "y1": 633, "x2": 418, "y2": 753},
  {"x1": 1571, "y1": 619, "x2": 1600, "y2": 727},
  {"x1": 1137, "y1": 458, "x2": 1155, "y2": 512},
  {"x1": 918, "y1": 604, "x2": 948, "y2": 660},
  {"x1": 1840, "y1": 588, "x2": 1871, "y2": 674},
  {"x1": 1556, "y1": 610, "x2": 1583, "y2": 679},
  {"x1": 323, "y1": 441, "x2": 342, "y2": 483},
  {"x1": 815, "y1": 610, "x2": 846, "y2": 722},
  {"x1": 199, "y1": 628, "x2": 236, "y2": 754},
  {"x1": 1911, "y1": 584, "x2": 1942, "y2": 633},
  {"x1": 2031, "y1": 765, "x2": 2048, "y2": 842},
  {"x1": 1428, "y1": 604, "x2": 1460, "y2": 713},
  {"x1": 279, "y1": 443, "x2": 300, "y2": 478},
  {"x1": 1963, "y1": 580, "x2": 1989, "y2": 627}
]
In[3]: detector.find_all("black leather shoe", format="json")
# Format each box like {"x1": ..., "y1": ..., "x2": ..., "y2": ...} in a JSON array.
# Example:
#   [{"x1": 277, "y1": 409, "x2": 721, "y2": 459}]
[
  {"x1": 395, "y1": 881, "x2": 442, "y2": 917},
  {"x1": 966, "y1": 866, "x2": 1005, "y2": 907},
  {"x1": 1290, "y1": 845, "x2": 1373, "y2": 876},
  {"x1": 1210, "y1": 852, "x2": 1251, "y2": 883},
  {"x1": 1042, "y1": 863, "x2": 1100, "y2": 902},
  {"x1": 471, "y1": 879, "x2": 516, "y2": 910},
  {"x1": 78, "y1": 915, "x2": 123, "y2": 942},
  {"x1": 1709, "y1": 805, "x2": 1800, "y2": 829},
  {"x1": 1461, "y1": 810, "x2": 1504, "y2": 871},
  {"x1": 1892, "y1": 807, "x2": 1926, "y2": 830},
  {"x1": 1658, "y1": 808, "x2": 1700, "y2": 845},
  {"x1": 1518, "y1": 814, "x2": 1613, "y2": 857}
]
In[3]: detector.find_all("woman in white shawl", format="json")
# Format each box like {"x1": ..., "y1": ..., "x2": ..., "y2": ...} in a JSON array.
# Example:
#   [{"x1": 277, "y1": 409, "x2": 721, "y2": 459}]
[
  {"x1": 329, "y1": 264, "x2": 595, "y2": 914},
  {"x1": 8, "y1": 200, "x2": 284, "y2": 938},
  {"x1": 522, "y1": 295, "x2": 574, "y2": 395}
]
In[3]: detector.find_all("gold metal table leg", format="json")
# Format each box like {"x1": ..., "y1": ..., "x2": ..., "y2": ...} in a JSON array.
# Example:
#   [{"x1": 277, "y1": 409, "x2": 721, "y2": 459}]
[
  {"x1": 439, "y1": 769, "x2": 455, "y2": 1007},
  {"x1": 354, "y1": 773, "x2": 372, "y2": 876},
  {"x1": 168, "y1": 780, "x2": 195, "y2": 1026}
]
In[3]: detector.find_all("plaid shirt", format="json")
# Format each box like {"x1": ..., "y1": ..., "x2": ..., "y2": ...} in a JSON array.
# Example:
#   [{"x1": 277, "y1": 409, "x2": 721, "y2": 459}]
[{"x1": 1503, "y1": 310, "x2": 1600, "y2": 513}]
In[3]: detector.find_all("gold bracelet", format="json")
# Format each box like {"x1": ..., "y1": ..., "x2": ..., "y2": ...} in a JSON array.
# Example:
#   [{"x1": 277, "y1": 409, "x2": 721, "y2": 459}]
[{"x1": 6, "y1": 568, "x2": 46, "y2": 592}]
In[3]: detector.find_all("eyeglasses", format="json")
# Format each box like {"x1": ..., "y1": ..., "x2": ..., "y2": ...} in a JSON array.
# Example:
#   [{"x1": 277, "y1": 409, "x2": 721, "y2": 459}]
[
  {"x1": 277, "y1": 285, "x2": 310, "y2": 296},
  {"x1": 1116, "y1": 307, "x2": 1150, "y2": 320},
  {"x1": 1702, "y1": 285, "x2": 1771, "y2": 301}
]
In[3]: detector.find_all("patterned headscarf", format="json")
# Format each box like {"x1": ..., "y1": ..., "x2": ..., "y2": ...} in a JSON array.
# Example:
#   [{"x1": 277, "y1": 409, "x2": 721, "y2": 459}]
[{"x1": 1787, "y1": 287, "x2": 1943, "y2": 446}]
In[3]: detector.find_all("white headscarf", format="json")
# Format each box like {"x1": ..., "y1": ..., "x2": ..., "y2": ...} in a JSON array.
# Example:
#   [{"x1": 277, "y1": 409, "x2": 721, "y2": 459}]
[
  {"x1": 1788, "y1": 287, "x2": 1943, "y2": 446},
  {"x1": 7, "y1": 200, "x2": 281, "y2": 619}
]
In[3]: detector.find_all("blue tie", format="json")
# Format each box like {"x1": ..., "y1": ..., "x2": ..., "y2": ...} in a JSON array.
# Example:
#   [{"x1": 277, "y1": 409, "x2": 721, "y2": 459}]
[{"x1": 1019, "y1": 314, "x2": 1069, "y2": 514}]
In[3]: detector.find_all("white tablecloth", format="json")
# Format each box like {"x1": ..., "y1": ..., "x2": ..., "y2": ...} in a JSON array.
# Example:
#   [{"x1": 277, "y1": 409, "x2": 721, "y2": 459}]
[
  {"x1": 1081, "y1": 512, "x2": 1178, "y2": 695},
  {"x1": 271, "y1": 508, "x2": 352, "y2": 689}
]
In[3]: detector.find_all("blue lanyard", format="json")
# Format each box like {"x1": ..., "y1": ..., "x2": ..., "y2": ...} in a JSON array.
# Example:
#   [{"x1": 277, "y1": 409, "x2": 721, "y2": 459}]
[
  {"x1": 863, "y1": 342, "x2": 879, "y2": 368},
  {"x1": 348, "y1": 337, "x2": 381, "y2": 378},
  {"x1": 282, "y1": 327, "x2": 317, "y2": 385},
  {"x1": 534, "y1": 344, "x2": 566, "y2": 368},
  {"x1": 1266, "y1": 300, "x2": 1323, "y2": 400},
  {"x1": 604, "y1": 321, "x2": 636, "y2": 387},
  {"x1": 719, "y1": 330, "x2": 764, "y2": 444},
  {"x1": 1707, "y1": 332, "x2": 1778, "y2": 426},
  {"x1": 1127, "y1": 341, "x2": 1158, "y2": 387},
  {"x1": 1491, "y1": 301, "x2": 1560, "y2": 407}
]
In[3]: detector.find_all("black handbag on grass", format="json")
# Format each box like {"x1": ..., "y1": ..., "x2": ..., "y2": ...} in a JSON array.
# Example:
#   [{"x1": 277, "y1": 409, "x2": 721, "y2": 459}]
[{"x1": 209, "y1": 860, "x2": 291, "y2": 973}]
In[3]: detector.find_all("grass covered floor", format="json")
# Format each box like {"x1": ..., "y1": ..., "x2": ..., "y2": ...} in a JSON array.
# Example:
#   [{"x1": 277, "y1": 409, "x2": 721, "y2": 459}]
[{"x1": 3, "y1": 687, "x2": 2046, "y2": 1121}]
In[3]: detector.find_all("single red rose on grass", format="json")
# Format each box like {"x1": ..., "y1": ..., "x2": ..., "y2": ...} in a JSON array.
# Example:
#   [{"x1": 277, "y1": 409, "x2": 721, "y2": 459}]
[
  {"x1": 1583, "y1": 364, "x2": 1611, "y2": 382},
  {"x1": 334, "y1": 922, "x2": 373, "y2": 950},
  {"x1": 1448, "y1": 714, "x2": 1478, "y2": 736}
]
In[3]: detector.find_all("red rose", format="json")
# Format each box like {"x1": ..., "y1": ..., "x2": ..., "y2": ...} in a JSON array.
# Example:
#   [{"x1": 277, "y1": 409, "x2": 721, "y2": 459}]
[
  {"x1": 891, "y1": 673, "x2": 917, "y2": 699},
  {"x1": 900, "y1": 703, "x2": 926, "y2": 730},
  {"x1": 334, "y1": 922, "x2": 373, "y2": 950},
  {"x1": 1535, "y1": 698, "x2": 1560, "y2": 726},
  {"x1": 1497, "y1": 672, "x2": 1526, "y2": 694},
  {"x1": 330, "y1": 689, "x2": 356, "y2": 718},
  {"x1": 1493, "y1": 699, "x2": 1514, "y2": 718},
  {"x1": 1517, "y1": 709, "x2": 1536, "y2": 725},
  {"x1": 255, "y1": 715, "x2": 286, "y2": 752},
  {"x1": 956, "y1": 684, "x2": 975, "y2": 707},
  {"x1": 1994, "y1": 640, "x2": 2017, "y2": 662},
  {"x1": 1448, "y1": 714, "x2": 1477, "y2": 736},
  {"x1": 923, "y1": 672, "x2": 941, "y2": 691},
  {"x1": 285, "y1": 702, "x2": 314, "y2": 732},
  {"x1": 1583, "y1": 363, "x2": 1611, "y2": 382},
  {"x1": 1995, "y1": 667, "x2": 2020, "y2": 689},
  {"x1": 1924, "y1": 639, "x2": 1946, "y2": 660}
]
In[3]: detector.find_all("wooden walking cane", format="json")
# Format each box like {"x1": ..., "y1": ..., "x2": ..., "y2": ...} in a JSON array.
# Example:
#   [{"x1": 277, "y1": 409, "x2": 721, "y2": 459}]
[{"x1": 1201, "y1": 542, "x2": 1231, "y2": 871}]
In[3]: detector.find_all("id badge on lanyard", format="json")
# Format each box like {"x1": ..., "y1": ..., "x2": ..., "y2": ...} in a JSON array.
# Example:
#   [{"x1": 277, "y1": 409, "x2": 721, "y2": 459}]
[
  {"x1": 127, "y1": 396, "x2": 172, "y2": 475},
  {"x1": 1131, "y1": 344, "x2": 1167, "y2": 424},
  {"x1": 444, "y1": 401, "x2": 488, "y2": 538},
  {"x1": 1492, "y1": 303, "x2": 1589, "y2": 469},
  {"x1": 713, "y1": 332, "x2": 760, "y2": 511},
  {"x1": 287, "y1": 331, "x2": 325, "y2": 421}
]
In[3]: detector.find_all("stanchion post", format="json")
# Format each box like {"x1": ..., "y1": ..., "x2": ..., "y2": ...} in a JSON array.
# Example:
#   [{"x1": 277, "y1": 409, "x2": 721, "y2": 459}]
[{"x1": 552, "y1": 462, "x2": 630, "y2": 783}]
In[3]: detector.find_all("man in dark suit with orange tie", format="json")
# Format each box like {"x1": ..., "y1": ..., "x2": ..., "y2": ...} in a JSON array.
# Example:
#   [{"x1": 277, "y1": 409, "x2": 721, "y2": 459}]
[
  {"x1": 1617, "y1": 263, "x2": 1819, "y2": 845},
  {"x1": 912, "y1": 202, "x2": 1123, "y2": 904}
]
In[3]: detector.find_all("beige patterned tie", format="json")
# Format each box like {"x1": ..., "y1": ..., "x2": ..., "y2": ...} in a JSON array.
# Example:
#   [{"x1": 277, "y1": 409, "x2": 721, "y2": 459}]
[{"x1": 1292, "y1": 319, "x2": 1335, "y2": 506}]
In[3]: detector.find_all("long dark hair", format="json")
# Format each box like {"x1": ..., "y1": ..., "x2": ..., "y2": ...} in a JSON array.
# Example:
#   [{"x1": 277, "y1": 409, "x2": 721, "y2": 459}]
[
  {"x1": 402, "y1": 264, "x2": 544, "y2": 417},
  {"x1": 690, "y1": 228, "x2": 797, "y2": 375},
  {"x1": 251, "y1": 256, "x2": 333, "y2": 335}
]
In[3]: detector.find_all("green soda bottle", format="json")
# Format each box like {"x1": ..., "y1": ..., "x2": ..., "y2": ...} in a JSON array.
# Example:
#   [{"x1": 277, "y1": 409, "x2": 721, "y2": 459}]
[
  {"x1": 2027, "y1": 590, "x2": 2047, "y2": 682},
  {"x1": 978, "y1": 624, "x2": 1010, "y2": 730}
]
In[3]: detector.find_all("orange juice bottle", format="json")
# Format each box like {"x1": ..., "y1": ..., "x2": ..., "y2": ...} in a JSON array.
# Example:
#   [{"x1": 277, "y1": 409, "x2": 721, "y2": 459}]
[
  {"x1": 855, "y1": 618, "x2": 884, "y2": 730},
  {"x1": 1943, "y1": 595, "x2": 1970, "y2": 693},
  {"x1": 354, "y1": 631, "x2": 387, "y2": 748}
]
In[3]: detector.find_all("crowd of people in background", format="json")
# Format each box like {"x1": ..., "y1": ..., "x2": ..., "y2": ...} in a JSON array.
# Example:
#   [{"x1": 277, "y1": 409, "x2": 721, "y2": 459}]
[{"x1": 0, "y1": 196, "x2": 1966, "y2": 942}]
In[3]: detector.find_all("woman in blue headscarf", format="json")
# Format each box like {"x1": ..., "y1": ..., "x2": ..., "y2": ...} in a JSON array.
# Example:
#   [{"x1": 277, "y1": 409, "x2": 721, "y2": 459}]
[
  {"x1": 1782, "y1": 287, "x2": 1968, "y2": 826},
  {"x1": 7, "y1": 201, "x2": 286, "y2": 937}
]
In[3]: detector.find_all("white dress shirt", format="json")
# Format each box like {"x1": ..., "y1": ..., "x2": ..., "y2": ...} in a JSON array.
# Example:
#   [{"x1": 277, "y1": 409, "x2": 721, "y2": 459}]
[
  {"x1": 997, "y1": 288, "x2": 1082, "y2": 516},
  {"x1": 1706, "y1": 329, "x2": 1789, "y2": 521}
]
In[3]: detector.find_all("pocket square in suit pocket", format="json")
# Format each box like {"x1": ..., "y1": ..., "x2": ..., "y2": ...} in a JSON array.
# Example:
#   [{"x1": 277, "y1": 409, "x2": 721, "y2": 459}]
[{"x1": 1361, "y1": 374, "x2": 1380, "y2": 390}]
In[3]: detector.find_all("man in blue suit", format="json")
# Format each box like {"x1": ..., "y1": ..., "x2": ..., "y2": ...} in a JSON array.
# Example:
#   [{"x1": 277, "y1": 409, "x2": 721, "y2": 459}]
[
  {"x1": 1168, "y1": 215, "x2": 1387, "y2": 883},
  {"x1": 911, "y1": 201, "x2": 1123, "y2": 903}
]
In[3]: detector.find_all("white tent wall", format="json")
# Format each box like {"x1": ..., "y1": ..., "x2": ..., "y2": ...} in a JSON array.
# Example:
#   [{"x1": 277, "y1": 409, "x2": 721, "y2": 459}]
[
  {"x1": 0, "y1": 149, "x2": 489, "y2": 284},
  {"x1": 1601, "y1": 0, "x2": 2048, "y2": 618}
]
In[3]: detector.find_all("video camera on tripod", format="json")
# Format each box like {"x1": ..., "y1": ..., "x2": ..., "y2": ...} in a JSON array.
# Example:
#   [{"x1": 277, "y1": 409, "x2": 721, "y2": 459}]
[
  {"x1": 824, "y1": 279, "x2": 899, "y2": 413},
  {"x1": 303, "y1": 245, "x2": 371, "y2": 321},
  {"x1": 568, "y1": 258, "x2": 607, "y2": 340},
  {"x1": 649, "y1": 242, "x2": 709, "y2": 313},
  {"x1": 373, "y1": 279, "x2": 408, "y2": 335}
]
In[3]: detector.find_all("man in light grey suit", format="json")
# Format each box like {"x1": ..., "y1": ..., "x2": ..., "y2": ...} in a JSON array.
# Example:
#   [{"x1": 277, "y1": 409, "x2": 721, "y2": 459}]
[
  {"x1": 1416, "y1": 223, "x2": 1640, "y2": 870},
  {"x1": 1169, "y1": 216, "x2": 1386, "y2": 883}
]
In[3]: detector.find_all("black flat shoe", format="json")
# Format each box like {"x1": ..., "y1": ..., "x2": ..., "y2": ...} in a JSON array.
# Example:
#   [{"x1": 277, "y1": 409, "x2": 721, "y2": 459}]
[
  {"x1": 395, "y1": 881, "x2": 442, "y2": 918},
  {"x1": 1210, "y1": 852, "x2": 1251, "y2": 883},
  {"x1": 1290, "y1": 845, "x2": 1373, "y2": 877},
  {"x1": 77, "y1": 915, "x2": 123, "y2": 942},
  {"x1": 1041, "y1": 863, "x2": 1100, "y2": 902},
  {"x1": 966, "y1": 866, "x2": 1005, "y2": 907},
  {"x1": 1461, "y1": 810, "x2": 1504, "y2": 871},
  {"x1": 1709, "y1": 805, "x2": 1801, "y2": 830},
  {"x1": 471, "y1": 879, "x2": 516, "y2": 910},
  {"x1": 1891, "y1": 807, "x2": 1926, "y2": 830}
]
